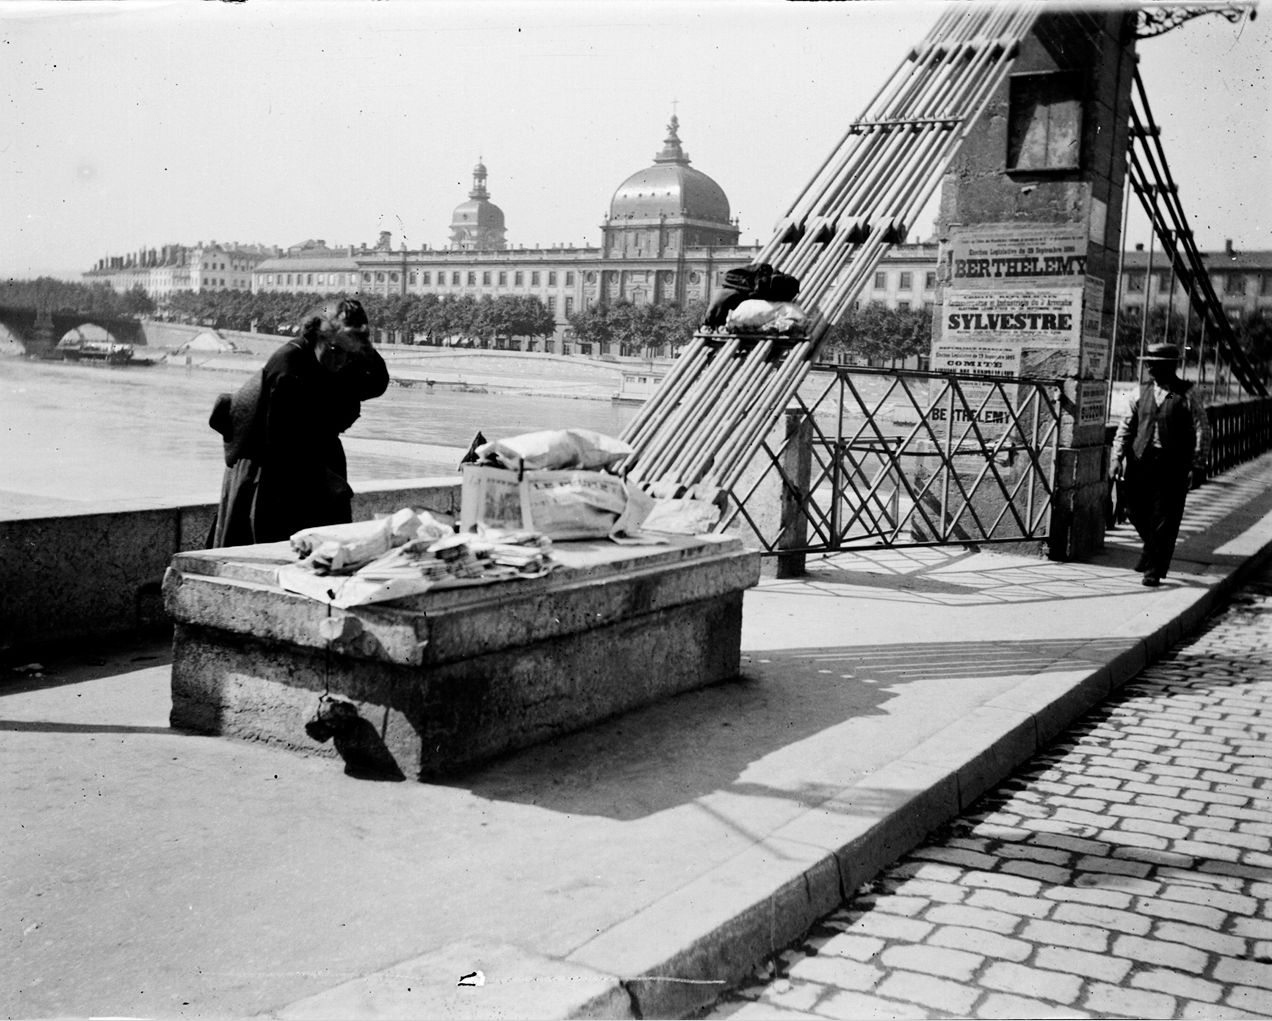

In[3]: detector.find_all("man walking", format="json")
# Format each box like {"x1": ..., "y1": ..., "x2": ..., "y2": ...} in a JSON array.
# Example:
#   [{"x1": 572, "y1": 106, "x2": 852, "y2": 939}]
[{"x1": 1110, "y1": 343, "x2": 1211, "y2": 586}]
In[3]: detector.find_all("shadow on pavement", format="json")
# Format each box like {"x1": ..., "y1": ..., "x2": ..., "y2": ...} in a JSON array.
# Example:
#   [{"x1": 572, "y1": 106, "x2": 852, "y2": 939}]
[
  {"x1": 0, "y1": 630, "x2": 173, "y2": 695},
  {"x1": 436, "y1": 635, "x2": 1134, "y2": 821},
  {"x1": 748, "y1": 636, "x2": 1132, "y2": 682},
  {"x1": 334, "y1": 717, "x2": 408, "y2": 782},
  {"x1": 780, "y1": 544, "x2": 1223, "y2": 607},
  {"x1": 0, "y1": 719, "x2": 179, "y2": 736}
]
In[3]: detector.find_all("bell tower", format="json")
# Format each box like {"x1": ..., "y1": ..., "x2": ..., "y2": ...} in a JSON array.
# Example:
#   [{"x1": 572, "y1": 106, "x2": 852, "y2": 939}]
[{"x1": 449, "y1": 159, "x2": 508, "y2": 251}]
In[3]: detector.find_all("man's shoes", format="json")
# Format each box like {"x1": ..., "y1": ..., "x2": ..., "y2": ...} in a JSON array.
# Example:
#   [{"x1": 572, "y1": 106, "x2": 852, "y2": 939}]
[
  {"x1": 1141, "y1": 573, "x2": 1161, "y2": 587},
  {"x1": 1134, "y1": 555, "x2": 1149, "y2": 573}
]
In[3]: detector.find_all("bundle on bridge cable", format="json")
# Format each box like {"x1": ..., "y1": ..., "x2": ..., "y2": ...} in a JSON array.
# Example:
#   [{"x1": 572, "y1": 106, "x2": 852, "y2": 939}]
[{"x1": 618, "y1": 4, "x2": 1040, "y2": 502}]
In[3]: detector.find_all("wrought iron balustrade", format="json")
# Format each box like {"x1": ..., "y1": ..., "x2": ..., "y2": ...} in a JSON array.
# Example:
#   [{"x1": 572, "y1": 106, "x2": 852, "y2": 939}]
[{"x1": 719, "y1": 365, "x2": 1063, "y2": 559}]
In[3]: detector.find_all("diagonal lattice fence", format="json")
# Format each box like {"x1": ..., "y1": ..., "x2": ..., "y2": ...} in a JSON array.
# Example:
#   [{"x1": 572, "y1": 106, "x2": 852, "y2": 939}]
[{"x1": 719, "y1": 365, "x2": 1063, "y2": 556}]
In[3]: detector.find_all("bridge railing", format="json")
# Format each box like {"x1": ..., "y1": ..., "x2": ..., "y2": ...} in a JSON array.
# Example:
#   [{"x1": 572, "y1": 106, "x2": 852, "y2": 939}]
[
  {"x1": 1102, "y1": 396, "x2": 1272, "y2": 479},
  {"x1": 717, "y1": 365, "x2": 1063, "y2": 571},
  {"x1": 1207, "y1": 397, "x2": 1272, "y2": 475},
  {"x1": 721, "y1": 371, "x2": 1272, "y2": 574}
]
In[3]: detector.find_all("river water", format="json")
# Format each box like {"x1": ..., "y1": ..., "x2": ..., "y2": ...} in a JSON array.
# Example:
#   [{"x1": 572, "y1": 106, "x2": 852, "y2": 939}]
[
  {"x1": 0, "y1": 356, "x2": 639, "y2": 519},
  {"x1": 3, "y1": 351, "x2": 1125, "y2": 522}
]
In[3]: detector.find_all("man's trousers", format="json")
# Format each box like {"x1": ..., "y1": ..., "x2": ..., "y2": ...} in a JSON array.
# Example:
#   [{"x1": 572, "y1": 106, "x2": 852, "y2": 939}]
[{"x1": 1125, "y1": 448, "x2": 1191, "y2": 578}]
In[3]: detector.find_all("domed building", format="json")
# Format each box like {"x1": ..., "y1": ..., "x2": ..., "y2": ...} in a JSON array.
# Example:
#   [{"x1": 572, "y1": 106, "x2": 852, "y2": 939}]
[
  {"x1": 601, "y1": 115, "x2": 740, "y2": 259},
  {"x1": 250, "y1": 118, "x2": 765, "y2": 348},
  {"x1": 449, "y1": 160, "x2": 507, "y2": 251},
  {"x1": 116, "y1": 111, "x2": 943, "y2": 358},
  {"x1": 239, "y1": 114, "x2": 934, "y2": 355}
]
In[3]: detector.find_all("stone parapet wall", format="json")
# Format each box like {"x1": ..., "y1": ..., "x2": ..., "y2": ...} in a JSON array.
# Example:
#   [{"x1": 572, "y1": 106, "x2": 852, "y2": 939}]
[{"x1": 0, "y1": 478, "x2": 462, "y2": 655}]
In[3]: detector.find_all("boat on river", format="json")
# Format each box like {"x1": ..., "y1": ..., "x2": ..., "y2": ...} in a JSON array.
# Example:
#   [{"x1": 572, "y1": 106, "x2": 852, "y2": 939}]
[
  {"x1": 59, "y1": 341, "x2": 140, "y2": 366},
  {"x1": 611, "y1": 365, "x2": 669, "y2": 404}
]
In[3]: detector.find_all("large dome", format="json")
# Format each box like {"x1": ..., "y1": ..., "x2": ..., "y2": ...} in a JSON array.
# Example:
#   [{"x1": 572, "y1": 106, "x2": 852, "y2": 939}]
[{"x1": 609, "y1": 116, "x2": 731, "y2": 224}]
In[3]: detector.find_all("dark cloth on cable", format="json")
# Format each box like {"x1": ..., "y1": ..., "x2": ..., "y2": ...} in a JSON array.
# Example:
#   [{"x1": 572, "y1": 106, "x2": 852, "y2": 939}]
[
  {"x1": 1122, "y1": 380, "x2": 1197, "y2": 579},
  {"x1": 206, "y1": 340, "x2": 389, "y2": 548},
  {"x1": 703, "y1": 263, "x2": 801, "y2": 327},
  {"x1": 704, "y1": 288, "x2": 749, "y2": 328},
  {"x1": 725, "y1": 264, "x2": 773, "y2": 296}
]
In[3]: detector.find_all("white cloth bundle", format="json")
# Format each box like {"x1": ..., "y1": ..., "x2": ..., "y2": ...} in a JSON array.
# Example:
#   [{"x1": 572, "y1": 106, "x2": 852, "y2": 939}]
[
  {"x1": 725, "y1": 299, "x2": 808, "y2": 335},
  {"x1": 289, "y1": 508, "x2": 452, "y2": 575},
  {"x1": 474, "y1": 428, "x2": 633, "y2": 472}
]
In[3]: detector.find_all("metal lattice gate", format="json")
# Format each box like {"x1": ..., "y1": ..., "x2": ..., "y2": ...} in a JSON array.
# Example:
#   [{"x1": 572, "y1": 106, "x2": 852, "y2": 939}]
[{"x1": 719, "y1": 365, "x2": 1063, "y2": 556}]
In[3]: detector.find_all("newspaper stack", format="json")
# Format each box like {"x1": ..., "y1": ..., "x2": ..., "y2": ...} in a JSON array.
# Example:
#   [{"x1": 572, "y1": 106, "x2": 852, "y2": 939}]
[{"x1": 278, "y1": 525, "x2": 556, "y2": 608}]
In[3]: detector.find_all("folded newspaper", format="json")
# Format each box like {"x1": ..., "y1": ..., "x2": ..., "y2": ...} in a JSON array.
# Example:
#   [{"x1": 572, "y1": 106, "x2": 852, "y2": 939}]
[
  {"x1": 276, "y1": 511, "x2": 554, "y2": 607},
  {"x1": 278, "y1": 523, "x2": 555, "y2": 608},
  {"x1": 460, "y1": 464, "x2": 655, "y2": 541}
]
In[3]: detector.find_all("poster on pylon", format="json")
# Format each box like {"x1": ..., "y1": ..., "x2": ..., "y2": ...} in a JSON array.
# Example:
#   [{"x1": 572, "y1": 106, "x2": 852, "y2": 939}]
[
  {"x1": 928, "y1": 224, "x2": 1101, "y2": 444},
  {"x1": 930, "y1": 284, "x2": 1083, "y2": 444},
  {"x1": 944, "y1": 225, "x2": 1089, "y2": 290}
]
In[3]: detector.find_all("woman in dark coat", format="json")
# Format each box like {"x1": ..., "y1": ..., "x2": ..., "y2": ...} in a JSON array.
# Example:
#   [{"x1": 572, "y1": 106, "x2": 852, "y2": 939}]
[{"x1": 208, "y1": 298, "x2": 390, "y2": 547}]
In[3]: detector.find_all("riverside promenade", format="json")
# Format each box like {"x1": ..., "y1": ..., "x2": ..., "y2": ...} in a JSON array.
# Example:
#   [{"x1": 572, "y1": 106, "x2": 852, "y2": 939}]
[{"x1": 4, "y1": 450, "x2": 1272, "y2": 1021}]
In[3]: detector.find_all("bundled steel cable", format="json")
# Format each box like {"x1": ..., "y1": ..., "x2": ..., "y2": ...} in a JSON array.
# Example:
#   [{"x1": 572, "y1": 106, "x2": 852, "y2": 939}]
[
  {"x1": 620, "y1": 5, "x2": 1041, "y2": 494},
  {"x1": 1126, "y1": 68, "x2": 1266, "y2": 397}
]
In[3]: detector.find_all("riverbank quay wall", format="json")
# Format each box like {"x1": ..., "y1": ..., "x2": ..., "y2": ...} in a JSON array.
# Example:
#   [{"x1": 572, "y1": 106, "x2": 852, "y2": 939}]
[
  {"x1": 104, "y1": 320, "x2": 634, "y2": 390},
  {"x1": 0, "y1": 479, "x2": 462, "y2": 657}
]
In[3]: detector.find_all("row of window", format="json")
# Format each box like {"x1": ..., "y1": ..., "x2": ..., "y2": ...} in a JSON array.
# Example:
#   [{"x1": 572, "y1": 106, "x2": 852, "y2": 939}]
[
  {"x1": 255, "y1": 272, "x2": 577, "y2": 314},
  {"x1": 401, "y1": 269, "x2": 577, "y2": 287},
  {"x1": 262, "y1": 273, "x2": 359, "y2": 288},
  {"x1": 852, "y1": 299, "x2": 936, "y2": 313},
  {"x1": 260, "y1": 269, "x2": 584, "y2": 289},
  {"x1": 254, "y1": 267, "x2": 1272, "y2": 297},
  {"x1": 872, "y1": 270, "x2": 939, "y2": 292},
  {"x1": 1124, "y1": 271, "x2": 1272, "y2": 296}
]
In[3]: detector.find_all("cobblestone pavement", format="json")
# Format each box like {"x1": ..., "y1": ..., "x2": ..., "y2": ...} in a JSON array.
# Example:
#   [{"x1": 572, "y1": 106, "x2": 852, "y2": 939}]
[{"x1": 700, "y1": 566, "x2": 1272, "y2": 1021}]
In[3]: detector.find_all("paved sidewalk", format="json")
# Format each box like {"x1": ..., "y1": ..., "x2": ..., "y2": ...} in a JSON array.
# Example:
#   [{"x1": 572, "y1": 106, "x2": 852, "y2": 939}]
[
  {"x1": 3, "y1": 451, "x2": 1272, "y2": 1021},
  {"x1": 704, "y1": 561, "x2": 1272, "y2": 1020}
]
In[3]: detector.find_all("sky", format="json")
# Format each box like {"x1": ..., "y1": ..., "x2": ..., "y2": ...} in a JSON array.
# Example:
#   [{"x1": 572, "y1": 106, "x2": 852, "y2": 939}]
[{"x1": 1, "y1": 0, "x2": 1268, "y2": 281}]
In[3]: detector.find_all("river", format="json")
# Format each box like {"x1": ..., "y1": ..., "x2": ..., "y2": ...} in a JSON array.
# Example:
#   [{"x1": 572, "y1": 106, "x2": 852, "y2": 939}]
[
  {"x1": 2, "y1": 350, "x2": 1127, "y2": 522},
  {"x1": 0, "y1": 356, "x2": 640, "y2": 519}
]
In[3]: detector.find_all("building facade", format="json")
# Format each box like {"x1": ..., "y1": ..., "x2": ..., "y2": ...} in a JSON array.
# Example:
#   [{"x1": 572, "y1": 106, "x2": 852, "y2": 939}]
[
  {"x1": 253, "y1": 238, "x2": 363, "y2": 295},
  {"x1": 248, "y1": 117, "x2": 938, "y2": 349},
  {"x1": 84, "y1": 114, "x2": 1266, "y2": 351},
  {"x1": 1117, "y1": 241, "x2": 1272, "y2": 323},
  {"x1": 253, "y1": 117, "x2": 773, "y2": 349},
  {"x1": 84, "y1": 241, "x2": 275, "y2": 298},
  {"x1": 78, "y1": 118, "x2": 944, "y2": 348}
]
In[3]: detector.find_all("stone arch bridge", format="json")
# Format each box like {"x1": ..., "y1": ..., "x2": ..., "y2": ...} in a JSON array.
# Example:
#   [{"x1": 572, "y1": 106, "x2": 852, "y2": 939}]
[{"x1": 0, "y1": 305, "x2": 148, "y2": 357}]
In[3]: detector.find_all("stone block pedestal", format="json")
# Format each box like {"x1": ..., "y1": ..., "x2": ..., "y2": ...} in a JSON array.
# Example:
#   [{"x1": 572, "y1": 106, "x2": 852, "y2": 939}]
[{"x1": 164, "y1": 536, "x2": 760, "y2": 778}]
